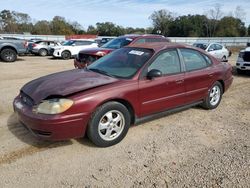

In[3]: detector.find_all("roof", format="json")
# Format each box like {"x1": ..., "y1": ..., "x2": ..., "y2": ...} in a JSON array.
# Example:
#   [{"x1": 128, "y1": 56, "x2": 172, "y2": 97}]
[
  {"x1": 69, "y1": 38, "x2": 95, "y2": 41},
  {"x1": 117, "y1": 34, "x2": 166, "y2": 39},
  {"x1": 127, "y1": 42, "x2": 192, "y2": 53}
]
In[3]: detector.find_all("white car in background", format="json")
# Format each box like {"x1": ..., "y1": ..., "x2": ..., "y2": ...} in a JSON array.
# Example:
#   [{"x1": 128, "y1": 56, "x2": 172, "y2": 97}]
[
  {"x1": 52, "y1": 39, "x2": 98, "y2": 60},
  {"x1": 236, "y1": 47, "x2": 250, "y2": 74},
  {"x1": 193, "y1": 42, "x2": 229, "y2": 61}
]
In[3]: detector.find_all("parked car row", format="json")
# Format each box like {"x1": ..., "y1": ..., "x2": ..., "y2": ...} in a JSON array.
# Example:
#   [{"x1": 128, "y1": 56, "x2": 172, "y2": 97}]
[
  {"x1": 0, "y1": 36, "x2": 115, "y2": 62},
  {"x1": 74, "y1": 34, "x2": 170, "y2": 68}
]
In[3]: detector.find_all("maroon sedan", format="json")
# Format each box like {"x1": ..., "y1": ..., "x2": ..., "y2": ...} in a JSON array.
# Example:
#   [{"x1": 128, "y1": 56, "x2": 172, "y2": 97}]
[
  {"x1": 14, "y1": 43, "x2": 233, "y2": 147},
  {"x1": 74, "y1": 34, "x2": 170, "y2": 68}
]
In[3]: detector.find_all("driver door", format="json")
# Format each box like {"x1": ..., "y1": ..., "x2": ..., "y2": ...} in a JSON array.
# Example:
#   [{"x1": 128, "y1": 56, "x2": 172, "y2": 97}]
[{"x1": 138, "y1": 49, "x2": 186, "y2": 117}]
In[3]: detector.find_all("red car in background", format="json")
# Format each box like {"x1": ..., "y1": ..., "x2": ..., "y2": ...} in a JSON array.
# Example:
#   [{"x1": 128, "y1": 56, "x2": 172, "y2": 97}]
[
  {"x1": 14, "y1": 42, "x2": 233, "y2": 147},
  {"x1": 74, "y1": 34, "x2": 170, "y2": 68}
]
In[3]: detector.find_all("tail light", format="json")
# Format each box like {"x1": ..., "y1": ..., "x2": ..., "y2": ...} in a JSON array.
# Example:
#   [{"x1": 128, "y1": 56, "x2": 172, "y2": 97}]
[{"x1": 32, "y1": 43, "x2": 37, "y2": 47}]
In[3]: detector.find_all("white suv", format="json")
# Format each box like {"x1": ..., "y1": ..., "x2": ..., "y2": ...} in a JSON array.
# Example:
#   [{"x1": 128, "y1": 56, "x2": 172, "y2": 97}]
[
  {"x1": 236, "y1": 47, "x2": 250, "y2": 73},
  {"x1": 52, "y1": 39, "x2": 98, "y2": 60},
  {"x1": 193, "y1": 42, "x2": 229, "y2": 61}
]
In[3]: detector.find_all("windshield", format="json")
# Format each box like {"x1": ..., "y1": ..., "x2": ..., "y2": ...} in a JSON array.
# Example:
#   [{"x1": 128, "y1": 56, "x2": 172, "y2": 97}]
[
  {"x1": 63, "y1": 40, "x2": 75, "y2": 46},
  {"x1": 87, "y1": 47, "x2": 153, "y2": 79},
  {"x1": 101, "y1": 37, "x2": 134, "y2": 49},
  {"x1": 193, "y1": 43, "x2": 208, "y2": 50}
]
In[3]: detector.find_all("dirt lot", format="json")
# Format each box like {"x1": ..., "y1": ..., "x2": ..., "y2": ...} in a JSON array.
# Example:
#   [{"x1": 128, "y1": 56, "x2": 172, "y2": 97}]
[{"x1": 0, "y1": 54, "x2": 249, "y2": 187}]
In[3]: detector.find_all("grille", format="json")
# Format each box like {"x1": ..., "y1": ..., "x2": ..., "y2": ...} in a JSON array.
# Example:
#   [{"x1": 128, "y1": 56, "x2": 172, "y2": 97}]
[
  {"x1": 243, "y1": 63, "x2": 250, "y2": 66},
  {"x1": 20, "y1": 92, "x2": 34, "y2": 106},
  {"x1": 243, "y1": 52, "x2": 250, "y2": 62}
]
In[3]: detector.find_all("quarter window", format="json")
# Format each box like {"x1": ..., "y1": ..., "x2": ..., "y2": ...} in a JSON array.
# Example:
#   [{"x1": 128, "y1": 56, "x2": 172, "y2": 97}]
[
  {"x1": 180, "y1": 49, "x2": 208, "y2": 71},
  {"x1": 148, "y1": 50, "x2": 181, "y2": 75}
]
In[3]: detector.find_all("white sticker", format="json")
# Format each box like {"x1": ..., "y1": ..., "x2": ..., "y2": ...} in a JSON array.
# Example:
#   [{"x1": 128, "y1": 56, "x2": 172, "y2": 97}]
[{"x1": 129, "y1": 50, "x2": 144, "y2": 56}]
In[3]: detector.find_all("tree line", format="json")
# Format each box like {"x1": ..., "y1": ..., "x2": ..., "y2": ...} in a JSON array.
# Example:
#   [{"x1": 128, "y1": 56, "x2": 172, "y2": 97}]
[{"x1": 0, "y1": 4, "x2": 249, "y2": 37}]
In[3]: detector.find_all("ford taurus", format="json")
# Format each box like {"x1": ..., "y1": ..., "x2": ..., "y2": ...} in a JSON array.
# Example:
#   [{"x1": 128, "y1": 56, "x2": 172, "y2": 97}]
[{"x1": 13, "y1": 43, "x2": 233, "y2": 147}]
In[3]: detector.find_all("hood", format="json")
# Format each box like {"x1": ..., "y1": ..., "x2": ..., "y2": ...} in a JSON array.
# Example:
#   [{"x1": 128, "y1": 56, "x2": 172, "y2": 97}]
[
  {"x1": 21, "y1": 69, "x2": 119, "y2": 104},
  {"x1": 79, "y1": 47, "x2": 114, "y2": 56}
]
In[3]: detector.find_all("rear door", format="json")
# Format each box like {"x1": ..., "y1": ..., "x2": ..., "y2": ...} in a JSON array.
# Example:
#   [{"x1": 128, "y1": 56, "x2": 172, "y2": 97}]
[
  {"x1": 179, "y1": 48, "x2": 214, "y2": 103},
  {"x1": 138, "y1": 49, "x2": 186, "y2": 116}
]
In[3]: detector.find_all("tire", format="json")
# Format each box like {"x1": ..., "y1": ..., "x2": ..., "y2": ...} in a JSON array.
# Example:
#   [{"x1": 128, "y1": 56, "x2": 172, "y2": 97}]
[
  {"x1": 222, "y1": 56, "x2": 227, "y2": 62},
  {"x1": 39, "y1": 49, "x2": 48, "y2": 56},
  {"x1": 87, "y1": 102, "x2": 131, "y2": 147},
  {"x1": 61, "y1": 51, "x2": 71, "y2": 60},
  {"x1": 236, "y1": 68, "x2": 243, "y2": 74},
  {"x1": 202, "y1": 81, "x2": 223, "y2": 110},
  {"x1": 0, "y1": 48, "x2": 17, "y2": 62}
]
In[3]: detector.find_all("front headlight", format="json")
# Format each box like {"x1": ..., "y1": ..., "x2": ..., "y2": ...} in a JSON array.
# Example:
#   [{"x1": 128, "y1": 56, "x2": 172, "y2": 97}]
[{"x1": 33, "y1": 98, "x2": 74, "y2": 114}]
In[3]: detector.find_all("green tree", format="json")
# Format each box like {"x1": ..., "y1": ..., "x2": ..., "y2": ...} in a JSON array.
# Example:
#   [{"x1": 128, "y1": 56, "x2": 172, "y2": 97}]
[
  {"x1": 0, "y1": 9, "x2": 18, "y2": 33},
  {"x1": 33, "y1": 20, "x2": 52, "y2": 34},
  {"x1": 216, "y1": 16, "x2": 246, "y2": 37},
  {"x1": 87, "y1": 25, "x2": 97, "y2": 34},
  {"x1": 149, "y1": 9, "x2": 174, "y2": 36},
  {"x1": 50, "y1": 16, "x2": 74, "y2": 35},
  {"x1": 169, "y1": 15, "x2": 207, "y2": 37},
  {"x1": 96, "y1": 22, "x2": 124, "y2": 36}
]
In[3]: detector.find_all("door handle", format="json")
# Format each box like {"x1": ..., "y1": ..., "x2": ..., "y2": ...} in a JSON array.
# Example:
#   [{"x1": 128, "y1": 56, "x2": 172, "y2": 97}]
[
  {"x1": 208, "y1": 73, "x2": 214, "y2": 77},
  {"x1": 175, "y1": 79, "x2": 184, "y2": 84}
]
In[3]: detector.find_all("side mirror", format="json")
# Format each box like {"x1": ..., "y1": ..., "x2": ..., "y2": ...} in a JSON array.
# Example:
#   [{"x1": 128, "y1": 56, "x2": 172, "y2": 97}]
[
  {"x1": 72, "y1": 43, "x2": 76, "y2": 46},
  {"x1": 147, "y1": 69, "x2": 162, "y2": 79},
  {"x1": 208, "y1": 48, "x2": 214, "y2": 52}
]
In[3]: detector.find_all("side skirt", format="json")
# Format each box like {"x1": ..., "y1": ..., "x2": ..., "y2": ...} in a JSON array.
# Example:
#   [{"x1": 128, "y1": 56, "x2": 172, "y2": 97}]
[{"x1": 134, "y1": 100, "x2": 203, "y2": 125}]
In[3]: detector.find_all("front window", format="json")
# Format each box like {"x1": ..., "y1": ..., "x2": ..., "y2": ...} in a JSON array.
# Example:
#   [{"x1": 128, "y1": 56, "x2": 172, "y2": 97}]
[
  {"x1": 87, "y1": 47, "x2": 153, "y2": 79},
  {"x1": 180, "y1": 49, "x2": 209, "y2": 71},
  {"x1": 148, "y1": 50, "x2": 181, "y2": 75},
  {"x1": 63, "y1": 40, "x2": 75, "y2": 46},
  {"x1": 101, "y1": 38, "x2": 133, "y2": 49}
]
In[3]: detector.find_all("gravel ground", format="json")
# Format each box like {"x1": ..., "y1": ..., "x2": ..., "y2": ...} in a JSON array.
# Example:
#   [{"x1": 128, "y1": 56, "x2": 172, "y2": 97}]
[{"x1": 0, "y1": 54, "x2": 249, "y2": 187}]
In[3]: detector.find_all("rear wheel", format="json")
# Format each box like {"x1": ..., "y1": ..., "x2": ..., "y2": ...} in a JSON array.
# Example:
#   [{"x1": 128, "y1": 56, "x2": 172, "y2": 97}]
[
  {"x1": 39, "y1": 49, "x2": 48, "y2": 56},
  {"x1": 0, "y1": 48, "x2": 17, "y2": 62},
  {"x1": 202, "y1": 81, "x2": 222, "y2": 109},
  {"x1": 61, "y1": 51, "x2": 71, "y2": 60},
  {"x1": 87, "y1": 102, "x2": 131, "y2": 147}
]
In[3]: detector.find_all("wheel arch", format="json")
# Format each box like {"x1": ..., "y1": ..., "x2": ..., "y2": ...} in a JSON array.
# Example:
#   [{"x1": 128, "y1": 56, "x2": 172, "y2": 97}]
[
  {"x1": 62, "y1": 50, "x2": 71, "y2": 55},
  {"x1": 39, "y1": 48, "x2": 48, "y2": 52},
  {"x1": 0, "y1": 46, "x2": 18, "y2": 54},
  {"x1": 94, "y1": 98, "x2": 136, "y2": 125},
  {"x1": 217, "y1": 80, "x2": 225, "y2": 93}
]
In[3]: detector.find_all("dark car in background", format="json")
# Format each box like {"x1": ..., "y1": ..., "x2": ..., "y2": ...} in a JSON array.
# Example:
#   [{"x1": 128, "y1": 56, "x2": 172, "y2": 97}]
[
  {"x1": 14, "y1": 42, "x2": 233, "y2": 147},
  {"x1": 74, "y1": 34, "x2": 170, "y2": 68}
]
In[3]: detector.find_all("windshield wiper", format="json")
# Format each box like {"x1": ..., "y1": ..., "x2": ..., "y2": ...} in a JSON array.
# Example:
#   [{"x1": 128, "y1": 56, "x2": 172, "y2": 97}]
[{"x1": 88, "y1": 68, "x2": 115, "y2": 78}]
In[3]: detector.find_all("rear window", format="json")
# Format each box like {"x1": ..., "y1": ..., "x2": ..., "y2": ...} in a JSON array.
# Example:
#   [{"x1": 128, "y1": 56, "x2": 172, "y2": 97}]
[
  {"x1": 193, "y1": 43, "x2": 208, "y2": 50},
  {"x1": 102, "y1": 38, "x2": 133, "y2": 49}
]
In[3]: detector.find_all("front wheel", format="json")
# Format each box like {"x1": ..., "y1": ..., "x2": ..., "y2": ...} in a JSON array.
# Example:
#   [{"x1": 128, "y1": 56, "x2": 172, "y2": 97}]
[
  {"x1": 61, "y1": 51, "x2": 71, "y2": 60},
  {"x1": 0, "y1": 48, "x2": 17, "y2": 62},
  {"x1": 87, "y1": 102, "x2": 131, "y2": 147},
  {"x1": 202, "y1": 81, "x2": 223, "y2": 109}
]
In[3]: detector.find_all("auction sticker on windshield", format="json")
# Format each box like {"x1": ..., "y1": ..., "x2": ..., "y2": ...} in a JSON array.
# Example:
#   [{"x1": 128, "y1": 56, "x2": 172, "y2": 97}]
[{"x1": 129, "y1": 50, "x2": 144, "y2": 56}]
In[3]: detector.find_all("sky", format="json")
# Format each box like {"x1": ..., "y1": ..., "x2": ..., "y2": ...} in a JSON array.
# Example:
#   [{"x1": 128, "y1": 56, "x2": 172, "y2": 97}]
[{"x1": 1, "y1": 0, "x2": 250, "y2": 29}]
